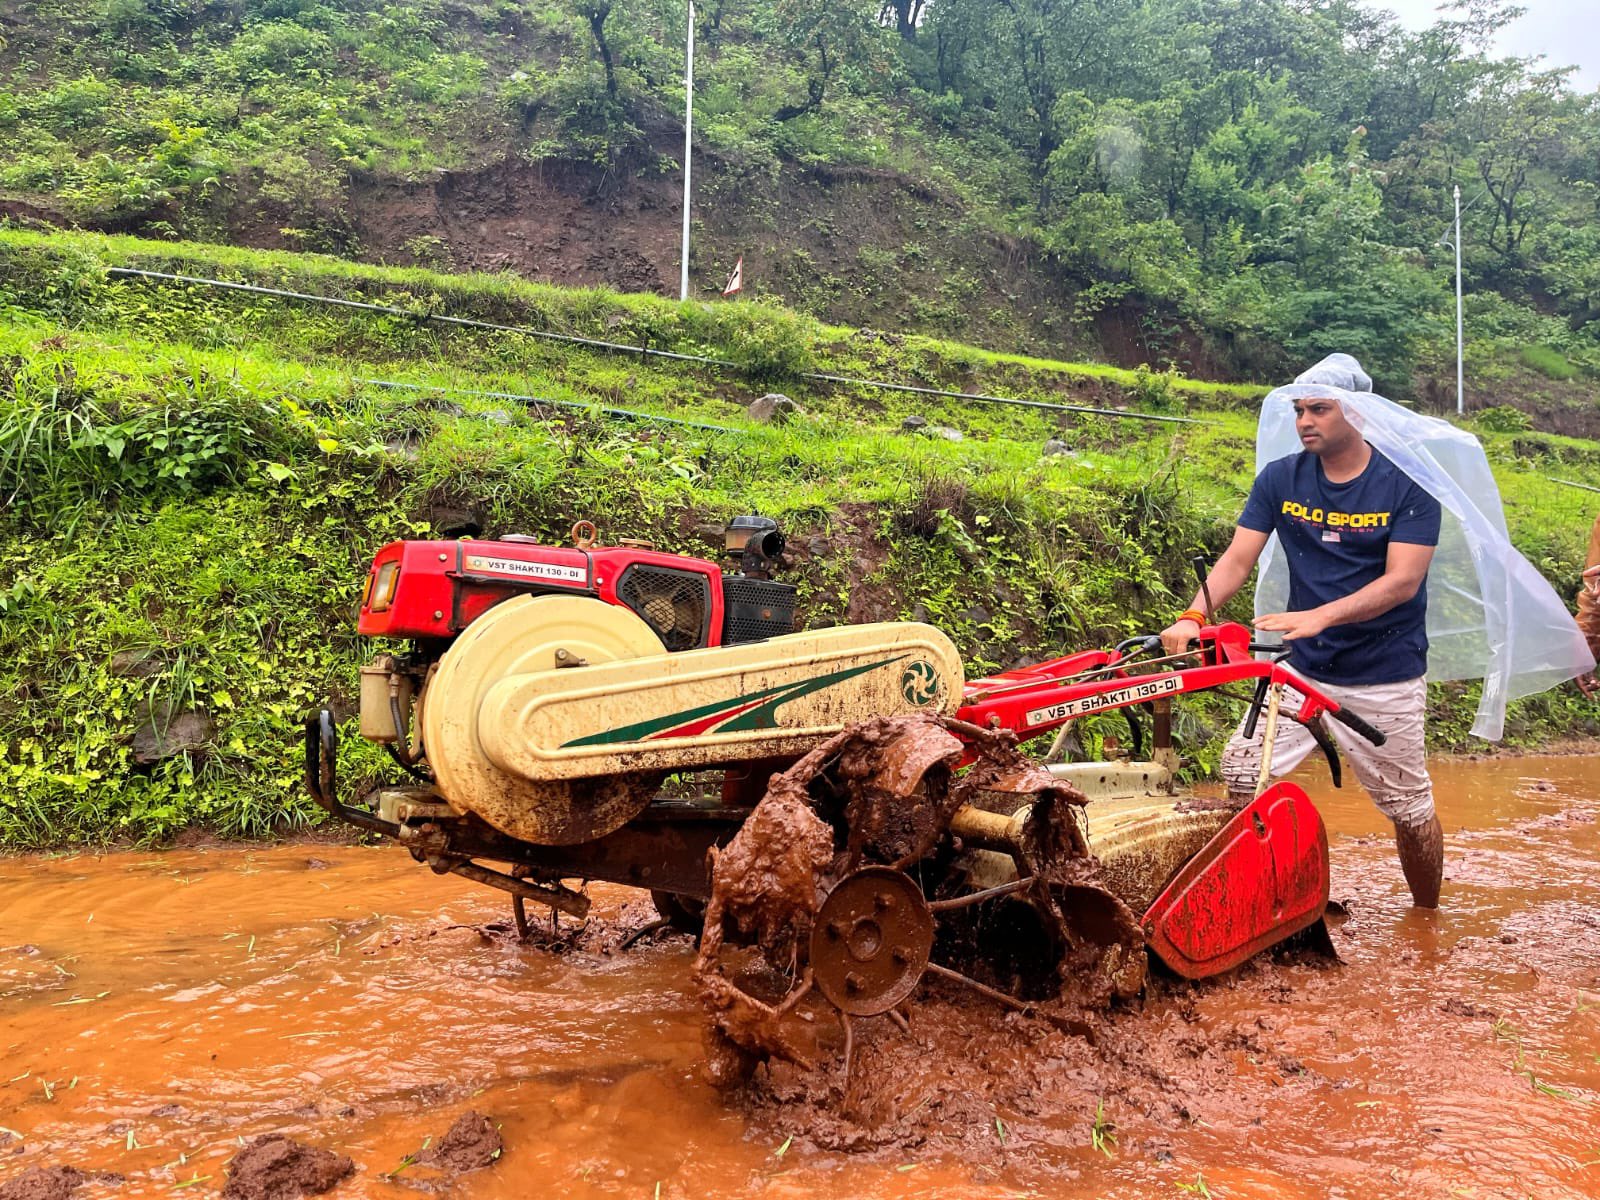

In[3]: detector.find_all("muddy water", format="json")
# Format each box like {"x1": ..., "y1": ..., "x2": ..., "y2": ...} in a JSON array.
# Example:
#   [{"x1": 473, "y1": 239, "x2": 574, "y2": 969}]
[{"x1": 3, "y1": 756, "x2": 1598, "y2": 1200}]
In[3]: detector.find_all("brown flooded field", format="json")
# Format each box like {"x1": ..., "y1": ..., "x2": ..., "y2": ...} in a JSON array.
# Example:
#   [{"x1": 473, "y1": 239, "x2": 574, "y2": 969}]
[{"x1": 3, "y1": 754, "x2": 1599, "y2": 1200}]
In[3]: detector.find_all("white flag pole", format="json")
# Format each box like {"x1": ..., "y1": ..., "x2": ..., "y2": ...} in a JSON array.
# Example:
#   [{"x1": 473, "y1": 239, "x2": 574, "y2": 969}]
[
  {"x1": 679, "y1": 0, "x2": 695, "y2": 302},
  {"x1": 1454, "y1": 183, "x2": 1464, "y2": 416}
]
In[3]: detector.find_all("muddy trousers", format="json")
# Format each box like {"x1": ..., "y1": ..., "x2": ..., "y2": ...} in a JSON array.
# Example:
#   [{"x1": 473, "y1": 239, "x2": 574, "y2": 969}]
[{"x1": 1219, "y1": 675, "x2": 1435, "y2": 828}]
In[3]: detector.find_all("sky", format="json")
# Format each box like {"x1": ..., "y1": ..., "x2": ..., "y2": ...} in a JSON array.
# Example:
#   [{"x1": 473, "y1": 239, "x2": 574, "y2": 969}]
[{"x1": 1378, "y1": 0, "x2": 1600, "y2": 91}]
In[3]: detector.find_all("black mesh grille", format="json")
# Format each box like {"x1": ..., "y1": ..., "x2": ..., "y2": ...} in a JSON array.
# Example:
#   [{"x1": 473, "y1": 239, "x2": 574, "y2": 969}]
[
  {"x1": 721, "y1": 577, "x2": 796, "y2": 645},
  {"x1": 617, "y1": 565, "x2": 712, "y2": 651}
]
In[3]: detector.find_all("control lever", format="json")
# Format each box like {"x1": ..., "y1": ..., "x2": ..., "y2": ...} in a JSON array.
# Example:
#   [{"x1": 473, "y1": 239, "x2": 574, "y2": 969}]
[
  {"x1": 1241, "y1": 675, "x2": 1271, "y2": 740},
  {"x1": 1331, "y1": 706, "x2": 1387, "y2": 746},
  {"x1": 1192, "y1": 555, "x2": 1214, "y2": 623},
  {"x1": 1306, "y1": 716, "x2": 1343, "y2": 788}
]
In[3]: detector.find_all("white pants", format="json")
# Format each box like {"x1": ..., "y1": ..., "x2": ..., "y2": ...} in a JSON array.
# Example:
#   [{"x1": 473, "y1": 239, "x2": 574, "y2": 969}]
[{"x1": 1220, "y1": 675, "x2": 1434, "y2": 828}]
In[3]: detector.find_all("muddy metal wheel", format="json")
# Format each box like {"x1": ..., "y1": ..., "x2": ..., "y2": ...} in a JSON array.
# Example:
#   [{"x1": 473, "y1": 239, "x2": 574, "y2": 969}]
[{"x1": 692, "y1": 713, "x2": 1147, "y2": 1085}]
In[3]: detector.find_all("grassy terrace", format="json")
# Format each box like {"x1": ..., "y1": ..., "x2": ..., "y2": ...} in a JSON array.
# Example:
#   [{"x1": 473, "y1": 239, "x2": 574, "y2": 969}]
[{"x1": 1, "y1": 229, "x2": 1594, "y2": 846}]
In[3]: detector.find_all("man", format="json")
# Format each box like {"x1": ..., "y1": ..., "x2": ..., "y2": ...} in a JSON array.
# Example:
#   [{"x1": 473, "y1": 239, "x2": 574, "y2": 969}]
[
  {"x1": 1575, "y1": 513, "x2": 1600, "y2": 695},
  {"x1": 1160, "y1": 385, "x2": 1445, "y2": 908}
]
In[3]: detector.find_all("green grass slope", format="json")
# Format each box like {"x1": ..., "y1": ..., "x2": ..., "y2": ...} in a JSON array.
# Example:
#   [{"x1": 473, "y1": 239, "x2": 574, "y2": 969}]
[{"x1": 1, "y1": 230, "x2": 1595, "y2": 847}]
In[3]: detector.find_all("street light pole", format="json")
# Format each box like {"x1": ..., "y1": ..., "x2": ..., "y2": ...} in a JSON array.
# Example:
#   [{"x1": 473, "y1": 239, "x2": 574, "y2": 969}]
[
  {"x1": 1454, "y1": 183, "x2": 1464, "y2": 416},
  {"x1": 679, "y1": 0, "x2": 695, "y2": 302}
]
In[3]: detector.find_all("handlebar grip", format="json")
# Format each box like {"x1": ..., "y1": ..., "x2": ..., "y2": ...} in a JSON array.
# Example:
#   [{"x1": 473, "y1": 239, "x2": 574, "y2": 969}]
[
  {"x1": 1331, "y1": 705, "x2": 1387, "y2": 747},
  {"x1": 1114, "y1": 634, "x2": 1165, "y2": 656}
]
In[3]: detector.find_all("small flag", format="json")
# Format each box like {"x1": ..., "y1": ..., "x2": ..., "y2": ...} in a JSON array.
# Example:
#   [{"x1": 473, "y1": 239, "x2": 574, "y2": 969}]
[{"x1": 722, "y1": 256, "x2": 743, "y2": 296}]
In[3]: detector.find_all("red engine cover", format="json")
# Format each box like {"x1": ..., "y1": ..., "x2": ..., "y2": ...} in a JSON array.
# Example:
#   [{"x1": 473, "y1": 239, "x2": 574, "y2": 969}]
[
  {"x1": 355, "y1": 538, "x2": 726, "y2": 644},
  {"x1": 1141, "y1": 781, "x2": 1330, "y2": 979}
]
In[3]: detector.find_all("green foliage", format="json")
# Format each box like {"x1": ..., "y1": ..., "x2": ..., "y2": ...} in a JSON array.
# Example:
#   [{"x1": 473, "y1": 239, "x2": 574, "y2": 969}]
[
  {"x1": 1474, "y1": 405, "x2": 1533, "y2": 434},
  {"x1": 2, "y1": 0, "x2": 1598, "y2": 379},
  {"x1": 0, "y1": 230, "x2": 1594, "y2": 847},
  {"x1": 1520, "y1": 345, "x2": 1577, "y2": 382}
]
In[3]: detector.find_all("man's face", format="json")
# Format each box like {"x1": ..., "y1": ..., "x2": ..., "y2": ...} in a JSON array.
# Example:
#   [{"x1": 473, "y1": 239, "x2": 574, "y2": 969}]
[{"x1": 1292, "y1": 394, "x2": 1357, "y2": 457}]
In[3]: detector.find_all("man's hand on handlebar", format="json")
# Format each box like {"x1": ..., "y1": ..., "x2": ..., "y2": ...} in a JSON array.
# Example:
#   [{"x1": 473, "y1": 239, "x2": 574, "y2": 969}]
[{"x1": 1159, "y1": 618, "x2": 1201, "y2": 657}]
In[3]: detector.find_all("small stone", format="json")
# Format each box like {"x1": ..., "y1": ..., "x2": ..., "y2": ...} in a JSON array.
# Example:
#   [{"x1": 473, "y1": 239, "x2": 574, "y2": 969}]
[
  {"x1": 1042, "y1": 438, "x2": 1071, "y2": 456},
  {"x1": 900, "y1": 414, "x2": 928, "y2": 431},
  {"x1": 747, "y1": 393, "x2": 800, "y2": 424}
]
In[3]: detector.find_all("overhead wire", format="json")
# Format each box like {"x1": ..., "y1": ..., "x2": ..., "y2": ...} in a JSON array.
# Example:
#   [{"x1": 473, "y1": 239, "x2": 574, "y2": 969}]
[
  {"x1": 796, "y1": 369, "x2": 1207, "y2": 425},
  {"x1": 105, "y1": 267, "x2": 736, "y2": 366},
  {"x1": 358, "y1": 378, "x2": 739, "y2": 433},
  {"x1": 104, "y1": 265, "x2": 1217, "y2": 428},
  {"x1": 1548, "y1": 476, "x2": 1600, "y2": 495}
]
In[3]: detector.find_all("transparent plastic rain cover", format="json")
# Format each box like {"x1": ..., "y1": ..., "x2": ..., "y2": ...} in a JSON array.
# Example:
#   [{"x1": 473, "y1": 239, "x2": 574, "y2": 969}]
[{"x1": 1254, "y1": 353, "x2": 1594, "y2": 740}]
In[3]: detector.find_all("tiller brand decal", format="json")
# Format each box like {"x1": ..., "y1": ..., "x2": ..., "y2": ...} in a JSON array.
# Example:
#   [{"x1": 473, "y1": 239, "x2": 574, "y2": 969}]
[
  {"x1": 464, "y1": 554, "x2": 588, "y2": 584},
  {"x1": 562, "y1": 655, "x2": 910, "y2": 747},
  {"x1": 1023, "y1": 674, "x2": 1184, "y2": 728}
]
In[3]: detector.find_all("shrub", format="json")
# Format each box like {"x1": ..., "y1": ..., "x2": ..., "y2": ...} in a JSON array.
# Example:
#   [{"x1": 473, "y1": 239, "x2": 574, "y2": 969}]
[{"x1": 1473, "y1": 404, "x2": 1532, "y2": 433}]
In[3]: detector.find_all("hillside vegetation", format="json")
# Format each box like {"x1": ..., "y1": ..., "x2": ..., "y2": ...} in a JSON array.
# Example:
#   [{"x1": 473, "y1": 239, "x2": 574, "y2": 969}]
[
  {"x1": 2, "y1": 0, "x2": 1599, "y2": 392},
  {"x1": 1, "y1": 230, "x2": 1596, "y2": 847}
]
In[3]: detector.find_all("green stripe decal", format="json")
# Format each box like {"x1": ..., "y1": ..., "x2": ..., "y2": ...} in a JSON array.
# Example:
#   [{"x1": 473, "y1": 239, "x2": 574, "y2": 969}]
[{"x1": 561, "y1": 654, "x2": 904, "y2": 747}]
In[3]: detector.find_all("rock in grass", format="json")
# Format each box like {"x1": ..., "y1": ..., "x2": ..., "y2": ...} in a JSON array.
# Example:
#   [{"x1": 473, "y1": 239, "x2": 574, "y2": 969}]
[
  {"x1": 900, "y1": 414, "x2": 928, "y2": 432},
  {"x1": 1043, "y1": 438, "x2": 1071, "y2": 456},
  {"x1": 109, "y1": 649, "x2": 163, "y2": 678},
  {"x1": 222, "y1": 1135, "x2": 354, "y2": 1200},
  {"x1": 130, "y1": 707, "x2": 215, "y2": 765},
  {"x1": 747, "y1": 393, "x2": 799, "y2": 424}
]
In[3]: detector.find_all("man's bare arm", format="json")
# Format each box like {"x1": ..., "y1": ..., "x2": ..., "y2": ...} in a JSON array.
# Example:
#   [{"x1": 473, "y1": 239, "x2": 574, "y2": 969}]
[
  {"x1": 1255, "y1": 541, "x2": 1436, "y2": 641},
  {"x1": 1159, "y1": 526, "x2": 1271, "y2": 654}
]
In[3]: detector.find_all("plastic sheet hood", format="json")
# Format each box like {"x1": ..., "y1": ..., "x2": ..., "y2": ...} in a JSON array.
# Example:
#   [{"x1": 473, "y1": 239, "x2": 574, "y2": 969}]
[{"x1": 1253, "y1": 353, "x2": 1593, "y2": 740}]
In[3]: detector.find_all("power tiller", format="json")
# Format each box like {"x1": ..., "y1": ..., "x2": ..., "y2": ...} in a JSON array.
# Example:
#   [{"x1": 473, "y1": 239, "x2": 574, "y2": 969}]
[{"x1": 305, "y1": 517, "x2": 1383, "y2": 1077}]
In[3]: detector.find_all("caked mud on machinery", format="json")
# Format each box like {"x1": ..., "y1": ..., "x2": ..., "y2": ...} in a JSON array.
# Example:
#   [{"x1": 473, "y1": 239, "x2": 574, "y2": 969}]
[{"x1": 305, "y1": 515, "x2": 1387, "y2": 1081}]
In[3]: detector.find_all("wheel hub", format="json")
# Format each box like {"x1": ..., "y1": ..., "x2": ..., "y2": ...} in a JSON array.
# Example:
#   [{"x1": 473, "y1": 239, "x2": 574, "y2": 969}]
[{"x1": 810, "y1": 866, "x2": 933, "y2": 1015}]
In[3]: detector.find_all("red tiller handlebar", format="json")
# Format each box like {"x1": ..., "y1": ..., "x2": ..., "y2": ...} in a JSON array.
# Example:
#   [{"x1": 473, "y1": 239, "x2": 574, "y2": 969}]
[{"x1": 955, "y1": 621, "x2": 1386, "y2": 749}]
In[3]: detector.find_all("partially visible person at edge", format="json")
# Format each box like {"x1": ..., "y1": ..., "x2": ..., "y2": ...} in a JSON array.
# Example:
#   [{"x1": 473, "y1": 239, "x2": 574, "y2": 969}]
[
  {"x1": 1575, "y1": 511, "x2": 1600, "y2": 696},
  {"x1": 1159, "y1": 382, "x2": 1445, "y2": 908}
]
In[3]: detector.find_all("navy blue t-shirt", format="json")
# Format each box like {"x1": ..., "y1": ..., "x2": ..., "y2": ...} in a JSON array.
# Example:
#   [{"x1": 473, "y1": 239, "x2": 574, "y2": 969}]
[{"x1": 1239, "y1": 448, "x2": 1441, "y2": 685}]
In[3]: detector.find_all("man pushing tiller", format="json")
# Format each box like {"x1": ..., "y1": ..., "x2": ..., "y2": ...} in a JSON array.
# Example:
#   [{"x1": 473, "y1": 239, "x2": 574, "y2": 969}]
[{"x1": 1162, "y1": 356, "x2": 1445, "y2": 908}]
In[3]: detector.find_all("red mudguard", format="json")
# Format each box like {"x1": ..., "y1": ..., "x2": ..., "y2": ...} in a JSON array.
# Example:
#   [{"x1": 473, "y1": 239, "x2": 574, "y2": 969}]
[{"x1": 1141, "y1": 782, "x2": 1330, "y2": 979}]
